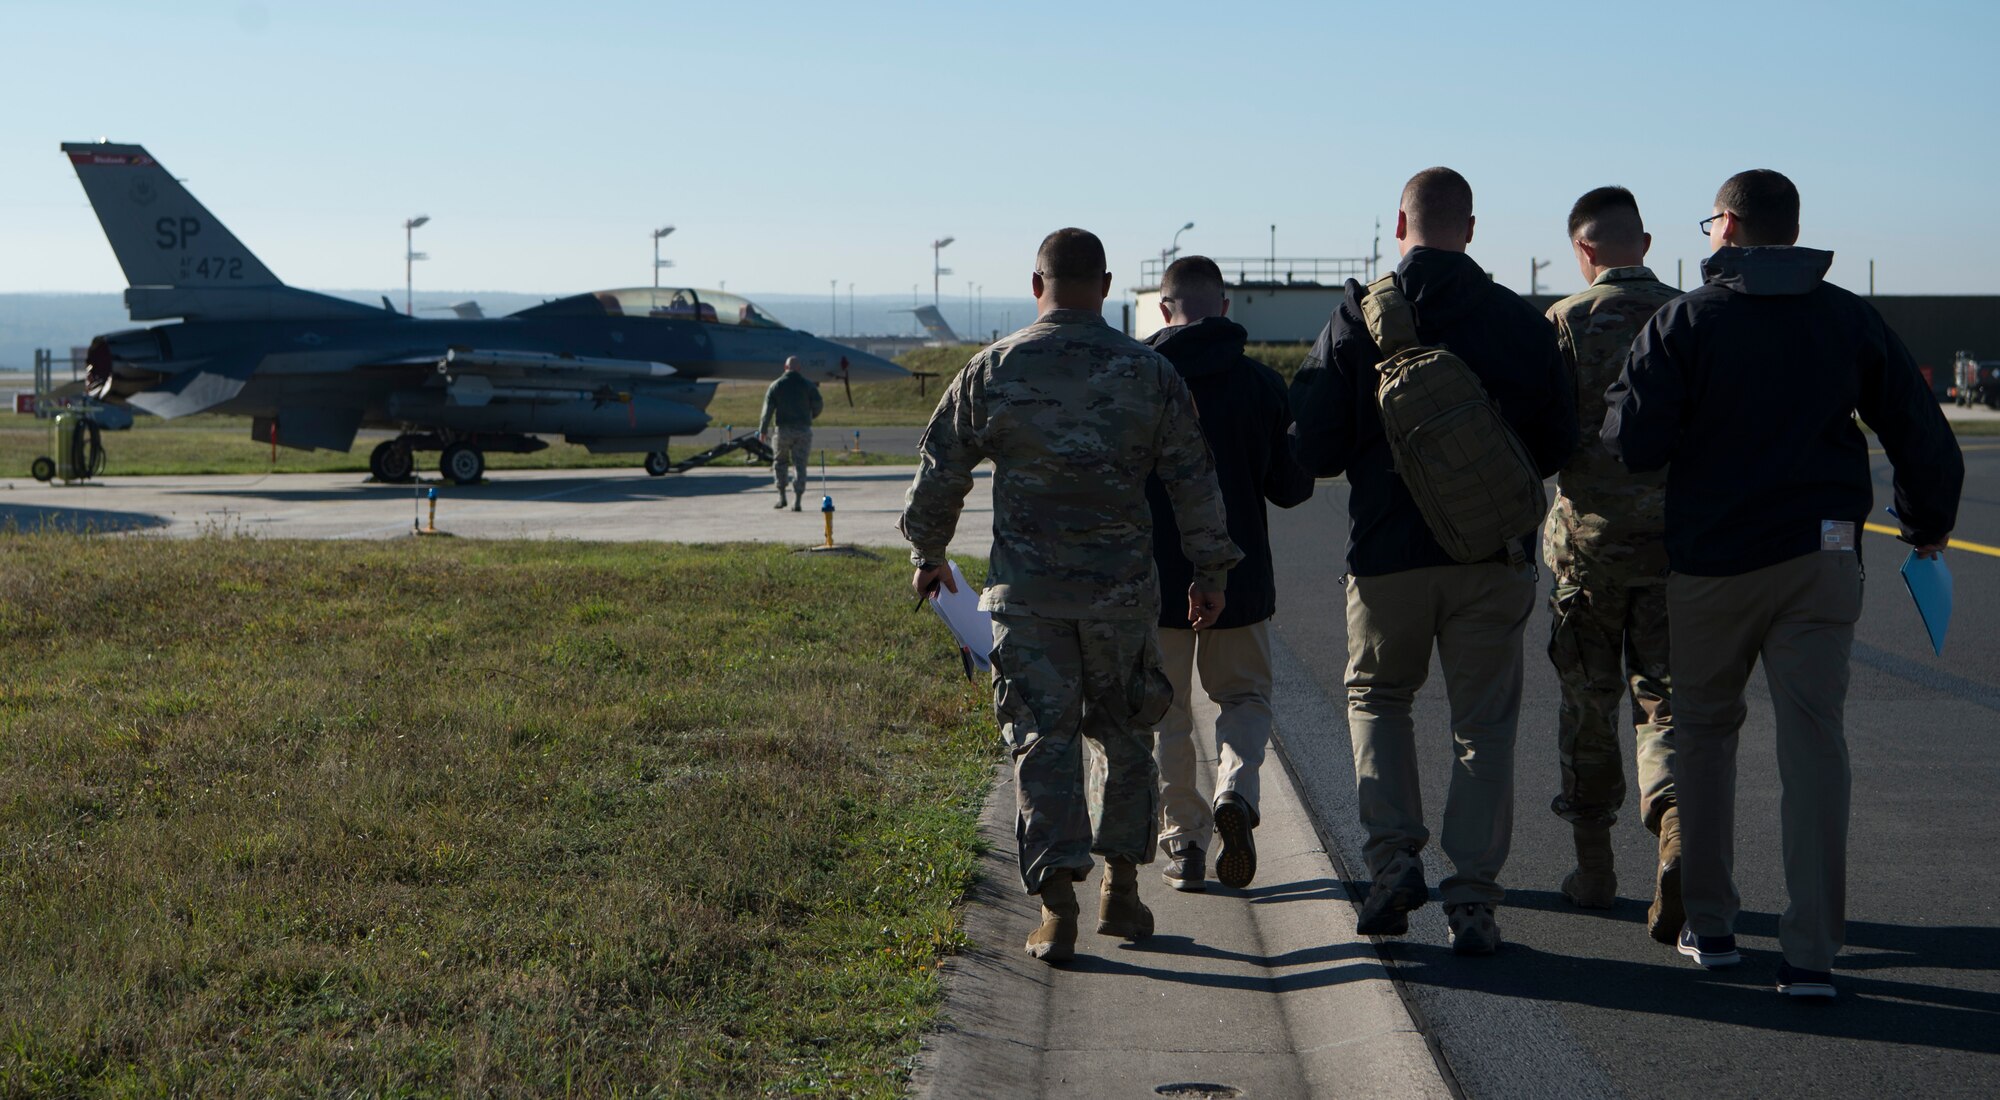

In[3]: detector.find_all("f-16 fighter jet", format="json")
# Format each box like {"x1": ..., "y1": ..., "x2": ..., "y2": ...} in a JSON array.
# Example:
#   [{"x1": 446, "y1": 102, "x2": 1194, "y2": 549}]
[{"x1": 62, "y1": 141, "x2": 904, "y2": 482}]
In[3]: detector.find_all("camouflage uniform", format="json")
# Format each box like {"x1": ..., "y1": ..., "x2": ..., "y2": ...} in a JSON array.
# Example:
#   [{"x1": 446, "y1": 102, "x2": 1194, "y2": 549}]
[
  {"x1": 759, "y1": 371, "x2": 823, "y2": 499},
  {"x1": 899, "y1": 308, "x2": 1241, "y2": 893},
  {"x1": 1544, "y1": 266, "x2": 1680, "y2": 833}
]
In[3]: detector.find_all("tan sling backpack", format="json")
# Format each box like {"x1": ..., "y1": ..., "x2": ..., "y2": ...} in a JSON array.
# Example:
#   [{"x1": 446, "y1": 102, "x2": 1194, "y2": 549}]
[{"x1": 1361, "y1": 274, "x2": 1547, "y2": 564}]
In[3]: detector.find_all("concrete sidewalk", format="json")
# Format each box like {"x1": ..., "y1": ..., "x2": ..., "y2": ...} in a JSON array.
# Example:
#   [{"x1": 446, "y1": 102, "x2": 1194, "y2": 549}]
[
  {"x1": 0, "y1": 463, "x2": 993, "y2": 557},
  {"x1": 912, "y1": 700, "x2": 1449, "y2": 1099}
]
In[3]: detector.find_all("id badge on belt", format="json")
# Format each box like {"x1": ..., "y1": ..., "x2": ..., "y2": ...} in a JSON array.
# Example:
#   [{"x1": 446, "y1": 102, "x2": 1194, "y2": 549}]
[{"x1": 1821, "y1": 520, "x2": 1856, "y2": 552}]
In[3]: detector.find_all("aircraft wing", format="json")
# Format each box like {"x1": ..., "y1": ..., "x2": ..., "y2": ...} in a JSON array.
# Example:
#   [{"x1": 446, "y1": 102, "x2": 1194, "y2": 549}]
[
  {"x1": 445, "y1": 349, "x2": 676, "y2": 378},
  {"x1": 359, "y1": 348, "x2": 676, "y2": 378}
]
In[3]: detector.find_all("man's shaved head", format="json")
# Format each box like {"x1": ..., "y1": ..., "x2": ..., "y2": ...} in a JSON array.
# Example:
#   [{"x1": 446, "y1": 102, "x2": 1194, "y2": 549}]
[
  {"x1": 1568, "y1": 186, "x2": 1646, "y2": 249},
  {"x1": 1400, "y1": 167, "x2": 1474, "y2": 242},
  {"x1": 1160, "y1": 255, "x2": 1226, "y2": 323},
  {"x1": 782, "y1": 355, "x2": 800, "y2": 371},
  {"x1": 1036, "y1": 227, "x2": 1107, "y2": 281}
]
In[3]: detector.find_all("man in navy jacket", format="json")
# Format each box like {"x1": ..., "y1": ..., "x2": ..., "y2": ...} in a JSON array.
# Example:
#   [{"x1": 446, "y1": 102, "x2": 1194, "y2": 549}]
[
  {"x1": 1145, "y1": 256, "x2": 1315, "y2": 893},
  {"x1": 1603, "y1": 169, "x2": 1962, "y2": 997},
  {"x1": 1291, "y1": 168, "x2": 1575, "y2": 955}
]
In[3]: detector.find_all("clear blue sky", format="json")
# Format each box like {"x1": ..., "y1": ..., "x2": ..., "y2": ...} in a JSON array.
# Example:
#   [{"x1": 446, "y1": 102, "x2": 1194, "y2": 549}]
[{"x1": 6, "y1": 0, "x2": 1995, "y2": 301}]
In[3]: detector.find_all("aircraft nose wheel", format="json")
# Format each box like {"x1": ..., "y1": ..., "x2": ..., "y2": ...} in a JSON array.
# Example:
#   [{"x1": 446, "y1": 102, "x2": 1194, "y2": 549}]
[
  {"x1": 440, "y1": 443, "x2": 486, "y2": 484},
  {"x1": 644, "y1": 450, "x2": 671, "y2": 477},
  {"x1": 369, "y1": 439, "x2": 415, "y2": 483}
]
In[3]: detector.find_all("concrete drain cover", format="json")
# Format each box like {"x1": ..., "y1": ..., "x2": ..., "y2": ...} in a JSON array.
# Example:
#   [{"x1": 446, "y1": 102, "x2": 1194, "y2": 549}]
[{"x1": 1155, "y1": 1086, "x2": 1242, "y2": 1099}]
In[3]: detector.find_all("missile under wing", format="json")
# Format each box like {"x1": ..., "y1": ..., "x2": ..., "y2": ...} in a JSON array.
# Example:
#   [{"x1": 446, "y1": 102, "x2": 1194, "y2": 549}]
[{"x1": 62, "y1": 141, "x2": 905, "y2": 482}]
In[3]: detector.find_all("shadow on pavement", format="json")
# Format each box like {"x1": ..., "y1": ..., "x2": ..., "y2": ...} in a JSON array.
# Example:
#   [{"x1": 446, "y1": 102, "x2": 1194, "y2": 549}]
[
  {"x1": 1348, "y1": 883, "x2": 2000, "y2": 1055},
  {"x1": 1235, "y1": 876, "x2": 1346, "y2": 905},
  {"x1": 1058, "y1": 935, "x2": 1378, "y2": 994},
  {"x1": 1, "y1": 502, "x2": 168, "y2": 534}
]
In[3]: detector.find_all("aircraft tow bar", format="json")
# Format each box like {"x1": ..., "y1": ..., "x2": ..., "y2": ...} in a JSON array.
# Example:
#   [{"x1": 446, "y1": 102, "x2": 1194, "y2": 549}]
[{"x1": 663, "y1": 431, "x2": 774, "y2": 474}]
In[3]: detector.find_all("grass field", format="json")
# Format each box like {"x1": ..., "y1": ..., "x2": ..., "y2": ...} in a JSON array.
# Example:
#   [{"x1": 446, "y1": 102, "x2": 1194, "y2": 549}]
[
  {"x1": 0, "y1": 538, "x2": 994, "y2": 1095},
  {"x1": 705, "y1": 346, "x2": 978, "y2": 429}
]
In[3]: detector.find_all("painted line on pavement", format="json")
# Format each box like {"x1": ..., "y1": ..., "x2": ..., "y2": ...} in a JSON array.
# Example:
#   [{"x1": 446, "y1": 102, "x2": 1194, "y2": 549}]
[
  {"x1": 1867, "y1": 443, "x2": 2000, "y2": 455},
  {"x1": 1863, "y1": 522, "x2": 2000, "y2": 559}
]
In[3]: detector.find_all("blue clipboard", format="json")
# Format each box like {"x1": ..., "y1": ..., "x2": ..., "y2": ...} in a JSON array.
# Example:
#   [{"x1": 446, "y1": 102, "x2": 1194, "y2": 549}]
[{"x1": 1898, "y1": 551, "x2": 1952, "y2": 656}]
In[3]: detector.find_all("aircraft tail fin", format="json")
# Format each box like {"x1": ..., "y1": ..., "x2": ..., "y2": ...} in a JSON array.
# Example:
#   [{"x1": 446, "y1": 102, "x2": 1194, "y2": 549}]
[
  {"x1": 62, "y1": 142, "x2": 281, "y2": 289},
  {"x1": 908, "y1": 304, "x2": 961, "y2": 343}
]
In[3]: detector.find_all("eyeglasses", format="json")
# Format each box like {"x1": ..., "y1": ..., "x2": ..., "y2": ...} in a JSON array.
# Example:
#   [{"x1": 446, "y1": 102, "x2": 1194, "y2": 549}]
[{"x1": 1699, "y1": 212, "x2": 1730, "y2": 235}]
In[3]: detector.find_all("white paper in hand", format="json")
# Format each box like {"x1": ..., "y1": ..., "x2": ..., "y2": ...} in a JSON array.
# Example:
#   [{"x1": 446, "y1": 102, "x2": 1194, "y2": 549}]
[{"x1": 927, "y1": 560, "x2": 994, "y2": 674}]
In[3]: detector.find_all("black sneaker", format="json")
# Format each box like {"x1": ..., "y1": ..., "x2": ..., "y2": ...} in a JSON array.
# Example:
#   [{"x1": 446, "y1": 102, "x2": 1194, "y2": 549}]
[
  {"x1": 1445, "y1": 901, "x2": 1502, "y2": 956},
  {"x1": 1355, "y1": 853, "x2": 1427, "y2": 936},
  {"x1": 1162, "y1": 842, "x2": 1206, "y2": 892},
  {"x1": 1676, "y1": 925, "x2": 1741, "y2": 968},
  {"x1": 1776, "y1": 962, "x2": 1837, "y2": 998},
  {"x1": 1212, "y1": 792, "x2": 1258, "y2": 889}
]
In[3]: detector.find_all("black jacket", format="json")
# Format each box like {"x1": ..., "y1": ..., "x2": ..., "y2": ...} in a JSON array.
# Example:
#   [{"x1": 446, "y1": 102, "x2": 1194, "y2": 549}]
[
  {"x1": 1604, "y1": 246, "x2": 1962, "y2": 576},
  {"x1": 1146, "y1": 317, "x2": 1315, "y2": 629},
  {"x1": 1288, "y1": 247, "x2": 1576, "y2": 576}
]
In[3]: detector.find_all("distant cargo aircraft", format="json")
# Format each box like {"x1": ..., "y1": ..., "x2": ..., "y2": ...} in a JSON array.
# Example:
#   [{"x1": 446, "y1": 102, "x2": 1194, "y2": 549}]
[{"x1": 62, "y1": 141, "x2": 904, "y2": 482}]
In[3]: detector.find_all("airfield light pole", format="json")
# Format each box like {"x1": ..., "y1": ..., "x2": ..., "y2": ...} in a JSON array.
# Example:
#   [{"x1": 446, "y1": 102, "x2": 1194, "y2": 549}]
[
  {"x1": 1164, "y1": 221, "x2": 1194, "y2": 270},
  {"x1": 404, "y1": 215, "x2": 430, "y2": 316},
  {"x1": 652, "y1": 226, "x2": 676, "y2": 289},
  {"x1": 932, "y1": 236, "x2": 954, "y2": 306}
]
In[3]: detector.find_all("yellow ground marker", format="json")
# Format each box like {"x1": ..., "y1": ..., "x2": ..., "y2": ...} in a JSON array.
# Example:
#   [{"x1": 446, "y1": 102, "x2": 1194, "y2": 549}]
[
  {"x1": 1864, "y1": 523, "x2": 2000, "y2": 559},
  {"x1": 1866, "y1": 442, "x2": 2000, "y2": 456}
]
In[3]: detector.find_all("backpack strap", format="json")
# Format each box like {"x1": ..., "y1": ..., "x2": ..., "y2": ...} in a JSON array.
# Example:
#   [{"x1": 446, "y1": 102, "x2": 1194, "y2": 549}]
[{"x1": 1360, "y1": 274, "x2": 1420, "y2": 357}]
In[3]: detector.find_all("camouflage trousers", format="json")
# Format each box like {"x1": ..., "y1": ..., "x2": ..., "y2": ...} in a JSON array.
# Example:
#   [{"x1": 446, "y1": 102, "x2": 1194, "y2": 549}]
[
  {"x1": 771, "y1": 428, "x2": 811, "y2": 497},
  {"x1": 1547, "y1": 575, "x2": 1675, "y2": 833},
  {"x1": 991, "y1": 613, "x2": 1170, "y2": 894}
]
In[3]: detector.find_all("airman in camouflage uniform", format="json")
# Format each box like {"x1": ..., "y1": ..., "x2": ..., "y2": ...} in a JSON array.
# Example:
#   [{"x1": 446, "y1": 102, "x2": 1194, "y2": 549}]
[
  {"x1": 1543, "y1": 187, "x2": 1682, "y2": 941},
  {"x1": 759, "y1": 355, "x2": 822, "y2": 510},
  {"x1": 900, "y1": 228, "x2": 1240, "y2": 963}
]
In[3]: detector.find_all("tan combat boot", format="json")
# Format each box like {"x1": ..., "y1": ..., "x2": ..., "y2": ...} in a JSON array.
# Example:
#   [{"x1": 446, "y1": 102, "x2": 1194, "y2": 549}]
[
  {"x1": 1647, "y1": 806, "x2": 1684, "y2": 945},
  {"x1": 1561, "y1": 822, "x2": 1618, "y2": 909},
  {"x1": 1096, "y1": 859, "x2": 1154, "y2": 940},
  {"x1": 1025, "y1": 874, "x2": 1078, "y2": 962}
]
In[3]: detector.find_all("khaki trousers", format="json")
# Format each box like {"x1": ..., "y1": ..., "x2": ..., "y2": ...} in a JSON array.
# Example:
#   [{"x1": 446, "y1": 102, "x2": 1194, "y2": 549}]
[
  {"x1": 1152, "y1": 621, "x2": 1273, "y2": 855},
  {"x1": 1668, "y1": 551, "x2": 1860, "y2": 972},
  {"x1": 1346, "y1": 563, "x2": 1536, "y2": 905}
]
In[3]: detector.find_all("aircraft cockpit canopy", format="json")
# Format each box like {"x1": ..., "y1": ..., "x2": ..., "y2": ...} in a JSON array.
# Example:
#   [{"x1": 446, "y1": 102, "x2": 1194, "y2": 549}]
[{"x1": 512, "y1": 288, "x2": 788, "y2": 328}]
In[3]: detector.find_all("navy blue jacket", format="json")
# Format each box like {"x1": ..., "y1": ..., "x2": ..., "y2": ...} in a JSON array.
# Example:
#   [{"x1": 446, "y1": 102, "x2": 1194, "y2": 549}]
[
  {"x1": 1146, "y1": 317, "x2": 1315, "y2": 629},
  {"x1": 1288, "y1": 247, "x2": 1576, "y2": 576},
  {"x1": 1603, "y1": 246, "x2": 1962, "y2": 576}
]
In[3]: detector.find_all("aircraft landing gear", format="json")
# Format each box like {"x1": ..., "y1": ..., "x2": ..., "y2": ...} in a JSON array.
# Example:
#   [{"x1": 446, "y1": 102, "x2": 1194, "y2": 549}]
[
  {"x1": 370, "y1": 438, "x2": 415, "y2": 483},
  {"x1": 643, "y1": 450, "x2": 671, "y2": 477},
  {"x1": 440, "y1": 442, "x2": 486, "y2": 484}
]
